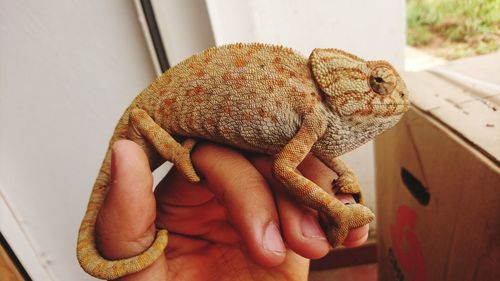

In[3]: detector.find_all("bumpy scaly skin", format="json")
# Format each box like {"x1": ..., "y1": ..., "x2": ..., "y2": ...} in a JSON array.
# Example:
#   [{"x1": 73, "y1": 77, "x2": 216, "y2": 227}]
[{"x1": 77, "y1": 43, "x2": 410, "y2": 279}]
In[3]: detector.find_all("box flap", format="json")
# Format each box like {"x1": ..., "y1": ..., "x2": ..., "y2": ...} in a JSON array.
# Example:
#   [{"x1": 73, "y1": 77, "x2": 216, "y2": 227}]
[
  {"x1": 440, "y1": 51, "x2": 500, "y2": 85},
  {"x1": 403, "y1": 52, "x2": 500, "y2": 165}
]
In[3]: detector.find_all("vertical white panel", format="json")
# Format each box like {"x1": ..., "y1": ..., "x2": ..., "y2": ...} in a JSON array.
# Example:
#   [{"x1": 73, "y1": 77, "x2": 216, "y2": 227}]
[
  {"x1": 151, "y1": 0, "x2": 216, "y2": 65},
  {"x1": 0, "y1": 1, "x2": 155, "y2": 280},
  {"x1": 205, "y1": 0, "x2": 256, "y2": 44}
]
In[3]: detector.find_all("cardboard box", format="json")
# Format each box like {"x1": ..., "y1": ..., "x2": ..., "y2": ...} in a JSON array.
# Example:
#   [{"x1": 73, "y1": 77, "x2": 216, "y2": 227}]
[{"x1": 375, "y1": 52, "x2": 500, "y2": 281}]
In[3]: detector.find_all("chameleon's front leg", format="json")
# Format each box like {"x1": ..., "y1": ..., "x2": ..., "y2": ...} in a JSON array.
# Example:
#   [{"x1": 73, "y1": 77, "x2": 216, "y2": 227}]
[{"x1": 273, "y1": 117, "x2": 373, "y2": 247}]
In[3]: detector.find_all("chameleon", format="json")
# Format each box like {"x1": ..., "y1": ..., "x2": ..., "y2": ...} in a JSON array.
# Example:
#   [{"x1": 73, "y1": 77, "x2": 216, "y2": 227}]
[{"x1": 77, "y1": 43, "x2": 410, "y2": 279}]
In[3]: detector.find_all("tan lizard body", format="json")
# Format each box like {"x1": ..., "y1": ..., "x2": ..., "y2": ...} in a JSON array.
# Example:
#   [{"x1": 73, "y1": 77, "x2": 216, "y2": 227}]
[{"x1": 77, "y1": 43, "x2": 410, "y2": 279}]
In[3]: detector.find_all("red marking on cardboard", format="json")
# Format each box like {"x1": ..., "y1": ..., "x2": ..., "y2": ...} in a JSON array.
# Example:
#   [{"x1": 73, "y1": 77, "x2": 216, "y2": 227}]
[{"x1": 390, "y1": 205, "x2": 427, "y2": 281}]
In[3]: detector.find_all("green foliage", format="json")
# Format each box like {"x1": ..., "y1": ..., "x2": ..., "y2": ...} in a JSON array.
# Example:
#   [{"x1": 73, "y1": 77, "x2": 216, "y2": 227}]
[{"x1": 407, "y1": 0, "x2": 500, "y2": 59}]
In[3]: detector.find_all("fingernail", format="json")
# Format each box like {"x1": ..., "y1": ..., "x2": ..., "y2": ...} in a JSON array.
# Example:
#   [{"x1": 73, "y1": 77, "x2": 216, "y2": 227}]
[
  {"x1": 301, "y1": 215, "x2": 326, "y2": 239},
  {"x1": 263, "y1": 222, "x2": 286, "y2": 254}
]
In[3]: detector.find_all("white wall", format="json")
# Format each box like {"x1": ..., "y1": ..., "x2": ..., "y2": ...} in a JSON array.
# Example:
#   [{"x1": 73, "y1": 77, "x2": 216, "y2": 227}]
[
  {"x1": 0, "y1": 1, "x2": 154, "y2": 280},
  {"x1": 205, "y1": 0, "x2": 406, "y2": 213}
]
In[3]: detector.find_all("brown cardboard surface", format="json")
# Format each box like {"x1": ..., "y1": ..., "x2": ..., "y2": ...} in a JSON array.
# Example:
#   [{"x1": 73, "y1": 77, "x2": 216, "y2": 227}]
[
  {"x1": 402, "y1": 72, "x2": 499, "y2": 165},
  {"x1": 441, "y1": 51, "x2": 500, "y2": 85},
  {"x1": 376, "y1": 108, "x2": 500, "y2": 281}
]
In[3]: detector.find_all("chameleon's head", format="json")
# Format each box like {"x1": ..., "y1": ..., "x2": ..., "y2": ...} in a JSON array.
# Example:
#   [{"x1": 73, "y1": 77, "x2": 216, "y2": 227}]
[{"x1": 310, "y1": 48, "x2": 410, "y2": 122}]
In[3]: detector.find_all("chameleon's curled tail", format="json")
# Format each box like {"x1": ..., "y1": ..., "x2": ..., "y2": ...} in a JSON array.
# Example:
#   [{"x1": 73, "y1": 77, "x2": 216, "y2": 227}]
[{"x1": 76, "y1": 152, "x2": 168, "y2": 280}]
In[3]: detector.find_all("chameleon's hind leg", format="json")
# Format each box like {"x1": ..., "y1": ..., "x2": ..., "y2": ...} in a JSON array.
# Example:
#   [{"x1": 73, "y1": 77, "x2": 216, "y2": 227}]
[
  {"x1": 129, "y1": 107, "x2": 200, "y2": 182},
  {"x1": 273, "y1": 117, "x2": 373, "y2": 248}
]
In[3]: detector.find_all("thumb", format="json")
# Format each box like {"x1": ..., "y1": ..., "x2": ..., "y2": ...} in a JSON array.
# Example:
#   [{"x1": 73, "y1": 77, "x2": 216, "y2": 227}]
[{"x1": 95, "y1": 140, "x2": 157, "y2": 259}]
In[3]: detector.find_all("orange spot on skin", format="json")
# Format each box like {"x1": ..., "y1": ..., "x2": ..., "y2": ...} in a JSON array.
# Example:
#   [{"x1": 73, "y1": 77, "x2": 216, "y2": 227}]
[
  {"x1": 194, "y1": 85, "x2": 204, "y2": 94},
  {"x1": 222, "y1": 72, "x2": 231, "y2": 82},
  {"x1": 311, "y1": 92, "x2": 322, "y2": 101},
  {"x1": 163, "y1": 98, "x2": 175, "y2": 106},
  {"x1": 272, "y1": 57, "x2": 286, "y2": 73},
  {"x1": 246, "y1": 49, "x2": 256, "y2": 57},
  {"x1": 164, "y1": 75, "x2": 172, "y2": 85},
  {"x1": 236, "y1": 75, "x2": 247, "y2": 88},
  {"x1": 275, "y1": 79, "x2": 285, "y2": 87},
  {"x1": 258, "y1": 108, "x2": 271, "y2": 118},
  {"x1": 206, "y1": 117, "x2": 216, "y2": 126},
  {"x1": 186, "y1": 116, "x2": 194, "y2": 127},
  {"x1": 195, "y1": 69, "x2": 205, "y2": 77},
  {"x1": 203, "y1": 53, "x2": 213, "y2": 64},
  {"x1": 234, "y1": 58, "x2": 248, "y2": 68},
  {"x1": 243, "y1": 112, "x2": 252, "y2": 121},
  {"x1": 193, "y1": 96, "x2": 204, "y2": 103},
  {"x1": 186, "y1": 85, "x2": 205, "y2": 96},
  {"x1": 354, "y1": 105, "x2": 374, "y2": 116}
]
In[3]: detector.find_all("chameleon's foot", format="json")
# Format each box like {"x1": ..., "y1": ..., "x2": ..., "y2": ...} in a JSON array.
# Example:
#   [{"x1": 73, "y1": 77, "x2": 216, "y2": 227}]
[
  {"x1": 182, "y1": 138, "x2": 197, "y2": 152},
  {"x1": 173, "y1": 139, "x2": 200, "y2": 183},
  {"x1": 332, "y1": 173, "x2": 364, "y2": 204},
  {"x1": 320, "y1": 202, "x2": 374, "y2": 247},
  {"x1": 173, "y1": 150, "x2": 200, "y2": 183}
]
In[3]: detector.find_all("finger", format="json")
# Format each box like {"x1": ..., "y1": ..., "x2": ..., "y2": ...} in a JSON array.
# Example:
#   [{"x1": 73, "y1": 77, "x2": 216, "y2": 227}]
[
  {"x1": 96, "y1": 140, "x2": 170, "y2": 280},
  {"x1": 342, "y1": 224, "x2": 369, "y2": 247},
  {"x1": 95, "y1": 140, "x2": 157, "y2": 259},
  {"x1": 155, "y1": 169, "x2": 241, "y2": 245},
  {"x1": 250, "y1": 155, "x2": 330, "y2": 259},
  {"x1": 190, "y1": 143, "x2": 287, "y2": 267}
]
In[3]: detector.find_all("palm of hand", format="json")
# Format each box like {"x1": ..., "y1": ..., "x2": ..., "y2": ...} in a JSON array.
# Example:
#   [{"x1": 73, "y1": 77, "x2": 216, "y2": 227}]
[
  {"x1": 154, "y1": 172, "x2": 308, "y2": 281},
  {"x1": 96, "y1": 141, "x2": 368, "y2": 280}
]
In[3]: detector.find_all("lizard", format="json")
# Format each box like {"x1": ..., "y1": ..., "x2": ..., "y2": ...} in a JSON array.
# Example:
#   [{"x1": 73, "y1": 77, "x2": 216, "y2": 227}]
[{"x1": 77, "y1": 43, "x2": 410, "y2": 279}]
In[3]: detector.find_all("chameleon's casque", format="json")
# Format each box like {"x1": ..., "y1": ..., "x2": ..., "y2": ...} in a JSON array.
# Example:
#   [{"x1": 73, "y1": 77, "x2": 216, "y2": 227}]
[{"x1": 77, "y1": 43, "x2": 409, "y2": 279}]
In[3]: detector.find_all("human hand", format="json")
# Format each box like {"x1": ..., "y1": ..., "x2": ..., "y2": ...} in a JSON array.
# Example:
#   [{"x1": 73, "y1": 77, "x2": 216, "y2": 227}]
[{"x1": 95, "y1": 140, "x2": 369, "y2": 280}]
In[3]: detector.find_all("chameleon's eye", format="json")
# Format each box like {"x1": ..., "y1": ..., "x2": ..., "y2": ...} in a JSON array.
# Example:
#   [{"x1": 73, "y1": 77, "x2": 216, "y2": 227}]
[
  {"x1": 369, "y1": 66, "x2": 396, "y2": 95},
  {"x1": 369, "y1": 76, "x2": 389, "y2": 95}
]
